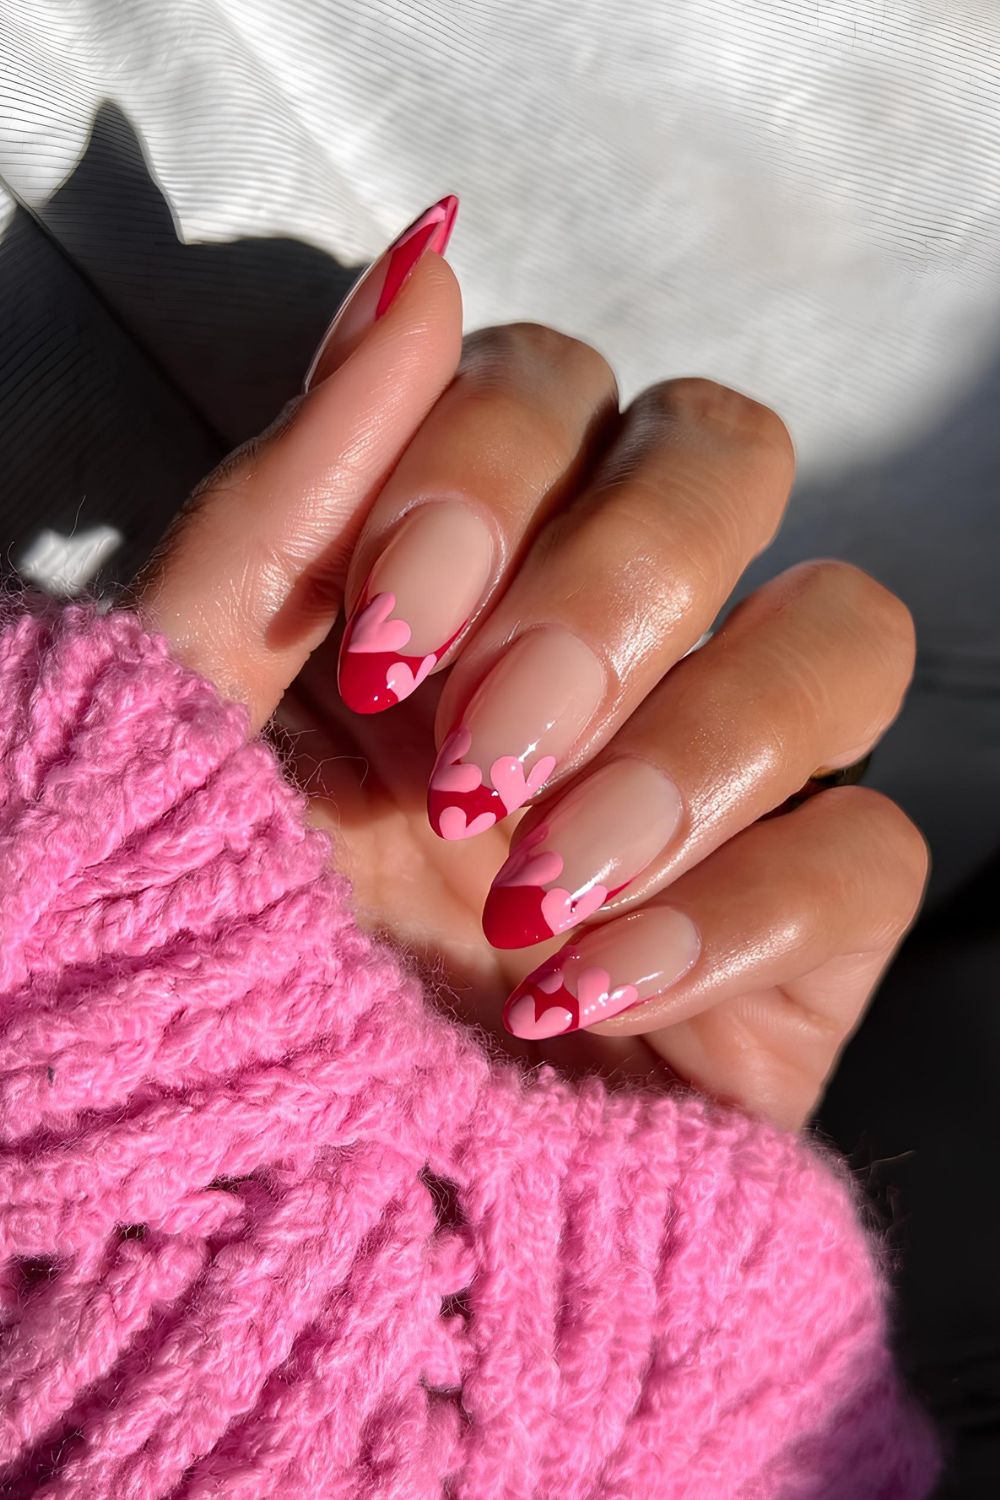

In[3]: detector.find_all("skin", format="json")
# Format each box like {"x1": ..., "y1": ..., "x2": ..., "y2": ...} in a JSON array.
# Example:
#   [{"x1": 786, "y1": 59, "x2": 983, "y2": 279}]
[{"x1": 139, "y1": 254, "x2": 928, "y2": 1132}]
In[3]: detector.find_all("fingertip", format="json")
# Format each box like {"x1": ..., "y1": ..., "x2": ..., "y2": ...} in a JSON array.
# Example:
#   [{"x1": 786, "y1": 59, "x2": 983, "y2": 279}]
[{"x1": 305, "y1": 193, "x2": 463, "y2": 391}]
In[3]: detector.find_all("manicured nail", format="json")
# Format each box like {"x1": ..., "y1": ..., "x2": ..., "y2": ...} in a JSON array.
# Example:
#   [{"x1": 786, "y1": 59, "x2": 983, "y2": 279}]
[
  {"x1": 503, "y1": 908, "x2": 701, "y2": 1039},
  {"x1": 483, "y1": 760, "x2": 683, "y2": 948},
  {"x1": 304, "y1": 193, "x2": 458, "y2": 389},
  {"x1": 338, "y1": 503, "x2": 493, "y2": 714},
  {"x1": 428, "y1": 628, "x2": 606, "y2": 840}
]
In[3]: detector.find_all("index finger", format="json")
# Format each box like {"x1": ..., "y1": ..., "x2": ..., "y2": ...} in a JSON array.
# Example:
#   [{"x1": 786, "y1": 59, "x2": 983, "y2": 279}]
[{"x1": 137, "y1": 229, "x2": 463, "y2": 729}]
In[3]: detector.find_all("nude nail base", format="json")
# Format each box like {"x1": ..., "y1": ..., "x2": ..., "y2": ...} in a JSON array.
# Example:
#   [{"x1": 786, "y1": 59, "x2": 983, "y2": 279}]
[
  {"x1": 426, "y1": 629, "x2": 606, "y2": 841},
  {"x1": 483, "y1": 762, "x2": 684, "y2": 946}
]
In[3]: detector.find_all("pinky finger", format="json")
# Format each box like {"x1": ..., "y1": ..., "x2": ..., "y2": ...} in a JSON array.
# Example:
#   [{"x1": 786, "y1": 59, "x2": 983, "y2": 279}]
[{"x1": 502, "y1": 787, "x2": 927, "y2": 1118}]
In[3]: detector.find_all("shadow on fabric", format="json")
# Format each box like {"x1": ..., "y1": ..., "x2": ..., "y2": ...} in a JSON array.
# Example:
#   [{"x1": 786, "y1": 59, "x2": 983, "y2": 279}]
[{"x1": 0, "y1": 99, "x2": 355, "y2": 587}]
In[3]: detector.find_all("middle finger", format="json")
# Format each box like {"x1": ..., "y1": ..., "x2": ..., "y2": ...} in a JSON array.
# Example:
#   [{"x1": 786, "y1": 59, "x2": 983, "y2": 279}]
[{"x1": 428, "y1": 377, "x2": 794, "y2": 840}]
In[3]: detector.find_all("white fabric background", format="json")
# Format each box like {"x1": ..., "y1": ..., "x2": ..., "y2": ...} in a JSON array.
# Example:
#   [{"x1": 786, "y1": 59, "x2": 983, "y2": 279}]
[
  {"x1": 4, "y1": 0, "x2": 1000, "y2": 460},
  {"x1": 0, "y1": 0, "x2": 997, "y2": 898}
]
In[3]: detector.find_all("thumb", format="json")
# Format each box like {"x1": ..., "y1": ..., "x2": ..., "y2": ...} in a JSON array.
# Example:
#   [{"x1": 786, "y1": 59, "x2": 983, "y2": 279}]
[{"x1": 138, "y1": 205, "x2": 463, "y2": 728}]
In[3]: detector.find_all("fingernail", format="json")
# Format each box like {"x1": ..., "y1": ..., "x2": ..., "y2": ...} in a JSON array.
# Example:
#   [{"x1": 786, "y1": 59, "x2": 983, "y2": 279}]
[
  {"x1": 483, "y1": 760, "x2": 683, "y2": 948},
  {"x1": 503, "y1": 908, "x2": 701, "y2": 1039},
  {"x1": 304, "y1": 193, "x2": 458, "y2": 389},
  {"x1": 338, "y1": 503, "x2": 493, "y2": 714},
  {"x1": 428, "y1": 628, "x2": 606, "y2": 840}
]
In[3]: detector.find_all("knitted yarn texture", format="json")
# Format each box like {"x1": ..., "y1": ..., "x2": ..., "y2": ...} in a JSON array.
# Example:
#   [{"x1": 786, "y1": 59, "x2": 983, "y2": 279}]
[{"x1": 0, "y1": 606, "x2": 937, "y2": 1498}]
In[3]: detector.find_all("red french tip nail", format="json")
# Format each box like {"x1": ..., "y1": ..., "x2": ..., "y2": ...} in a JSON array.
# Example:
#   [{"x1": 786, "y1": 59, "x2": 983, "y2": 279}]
[
  {"x1": 482, "y1": 886, "x2": 555, "y2": 949},
  {"x1": 503, "y1": 958, "x2": 585, "y2": 1040},
  {"x1": 338, "y1": 588, "x2": 465, "y2": 716},
  {"x1": 305, "y1": 193, "x2": 459, "y2": 390},
  {"x1": 482, "y1": 820, "x2": 624, "y2": 949},
  {"x1": 483, "y1": 879, "x2": 626, "y2": 950},
  {"x1": 374, "y1": 193, "x2": 459, "y2": 318}
]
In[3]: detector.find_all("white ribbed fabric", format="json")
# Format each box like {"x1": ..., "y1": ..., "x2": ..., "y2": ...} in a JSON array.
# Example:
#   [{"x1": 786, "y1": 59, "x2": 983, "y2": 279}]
[{"x1": 3, "y1": 1, "x2": 1000, "y2": 462}]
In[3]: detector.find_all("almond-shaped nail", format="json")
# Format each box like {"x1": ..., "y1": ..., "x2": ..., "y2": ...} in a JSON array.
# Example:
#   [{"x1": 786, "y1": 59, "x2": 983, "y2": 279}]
[
  {"x1": 428, "y1": 628, "x2": 606, "y2": 840},
  {"x1": 339, "y1": 503, "x2": 493, "y2": 714},
  {"x1": 503, "y1": 908, "x2": 701, "y2": 1039},
  {"x1": 483, "y1": 760, "x2": 683, "y2": 948},
  {"x1": 304, "y1": 193, "x2": 458, "y2": 389}
]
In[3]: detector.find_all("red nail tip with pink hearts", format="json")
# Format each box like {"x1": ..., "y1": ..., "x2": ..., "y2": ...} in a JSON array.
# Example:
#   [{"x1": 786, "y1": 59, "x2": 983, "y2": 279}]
[
  {"x1": 503, "y1": 954, "x2": 640, "y2": 1039},
  {"x1": 427, "y1": 728, "x2": 557, "y2": 839},
  {"x1": 482, "y1": 823, "x2": 625, "y2": 948},
  {"x1": 338, "y1": 590, "x2": 463, "y2": 715}
]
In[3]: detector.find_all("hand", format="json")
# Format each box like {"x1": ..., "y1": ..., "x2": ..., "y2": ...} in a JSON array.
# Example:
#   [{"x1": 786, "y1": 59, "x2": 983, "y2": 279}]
[{"x1": 139, "y1": 207, "x2": 926, "y2": 1130}]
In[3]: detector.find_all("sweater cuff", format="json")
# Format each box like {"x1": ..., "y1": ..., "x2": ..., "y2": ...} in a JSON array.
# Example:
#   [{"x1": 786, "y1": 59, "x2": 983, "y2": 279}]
[{"x1": 0, "y1": 604, "x2": 939, "y2": 1498}]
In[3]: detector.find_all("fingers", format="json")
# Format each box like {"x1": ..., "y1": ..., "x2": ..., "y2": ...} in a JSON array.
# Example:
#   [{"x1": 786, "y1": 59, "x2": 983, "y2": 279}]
[
  {"x1": 502, "y1": 785, "x2": 928, "y2": 1042},
  {"x1": 427, "y1": 378, "x2": 795, "y2": 839},
  {"x1": 336, "y1": 323, "x2": 618, "y2": 712},
  {"x1": 483, "y1": 558, "x2": 915, "y2": 947},
  {"x1": 138, "y1": 212, "x2": 463, "y2": 730}
]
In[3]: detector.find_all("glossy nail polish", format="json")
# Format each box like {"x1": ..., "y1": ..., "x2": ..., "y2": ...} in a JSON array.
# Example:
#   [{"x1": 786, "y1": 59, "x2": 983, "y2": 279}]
[
  {"x1": 428, "y1": 628, "x2": 606, "y2": 840},
  {"x1": 338, "y1": 503, "x2": 493, "y2": 714},
  {"x1": 503, "y1": 908, "x2": 701, "y2": 1040},
  {"x1": 304, "y1": 193, "x2": 458, "y2": 389},
  {"x1": 483, "y1": 760, "x2": 682, "y2": 947}
]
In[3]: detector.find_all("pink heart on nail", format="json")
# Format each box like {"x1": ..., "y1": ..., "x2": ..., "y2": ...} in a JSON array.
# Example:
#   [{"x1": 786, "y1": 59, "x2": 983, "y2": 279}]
[
  {"x1": 434, "y1": 765, "x2": 482, "y2": 794},
  {"x1": 540, "y1": 883, "x2": 608, "y2": 934},
  {"x1": 386, "y1": 655, "x2": 435, "y2": 701},
  {"x1": 438, "y1": 805, "x2": 497, "y2": 841},
  {"x1": 574, "y1": 966, "x2": 639, "y2": 1022},
  {"x1": 536, "y1": 965, "x2": 566, "y2": 994},
  {"x1": 348, "y1": 593, "x2": 412, "y2": 654},
  {"x1": 496, "y1": 843, "x2": 564, "y2": 889},
  {"x1": 431, "y1": 727, "x2": 483, "y2": 794},
  {"x1": 506, "y1": 992, "x2": 573, "y2": 1040},
  {"x1": 489, "y1": 754, "x2": 557, "y2": 814}
]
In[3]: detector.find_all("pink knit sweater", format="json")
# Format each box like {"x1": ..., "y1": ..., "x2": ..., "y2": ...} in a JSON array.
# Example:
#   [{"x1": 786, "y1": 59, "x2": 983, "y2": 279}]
[{"x1": 0, "y1": 605, "x2": 938, "y2": 1499}]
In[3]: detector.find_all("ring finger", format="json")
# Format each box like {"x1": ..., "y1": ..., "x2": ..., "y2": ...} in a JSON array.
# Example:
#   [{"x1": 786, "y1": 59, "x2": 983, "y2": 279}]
[{"x1": 482, "y1": 557, "x2": 915, "y2": 947}]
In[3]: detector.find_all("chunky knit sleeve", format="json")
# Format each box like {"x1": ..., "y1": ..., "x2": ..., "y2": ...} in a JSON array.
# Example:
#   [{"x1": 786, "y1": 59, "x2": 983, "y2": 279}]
[{"x1": 0, "y1": 605, "x2": 938, "y2": 1500}]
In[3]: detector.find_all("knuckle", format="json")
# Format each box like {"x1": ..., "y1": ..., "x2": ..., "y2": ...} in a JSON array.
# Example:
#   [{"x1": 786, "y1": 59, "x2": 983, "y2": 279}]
[
  {"x1": 642, "y1": 377, "x2": 794, "y2": 460},
  {"x1": 858, "y1": 572, "x2": 916, "y2": 664},
  {"x1": 623, "y1": 379, "x2": 794, "y2": 556},
  {"x1": 511, "y1": 322, "x2": 616, "y2": 389},
  {"x1": 460, "y1": 322, "x2": 617, "y2": 404},
  {"x1": 787, "y1": 560, "x2": 917, "y2": 674},
  {"x1": 795, "y1": 558, "x2": 906, "y2": 622},
  {"x1": 824, "y1": 786, "x2": 930, "y2": 922},
  {"x1": 792, "y1": 786, "x2": 928, "y2": 952},
  {"x1": 451, "y1": 325, "x2": 618, "y2": 468},
  {"x1": 867, "y1": 792, "x2": 930, "y2": 895}
]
